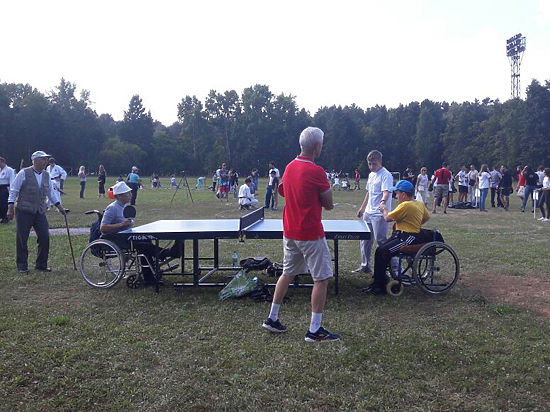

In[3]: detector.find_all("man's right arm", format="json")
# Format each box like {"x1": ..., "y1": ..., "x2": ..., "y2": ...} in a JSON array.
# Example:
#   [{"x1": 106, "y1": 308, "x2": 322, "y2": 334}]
[{"x1": 6, "y1": 170, "x2": 25, "y2": 220}]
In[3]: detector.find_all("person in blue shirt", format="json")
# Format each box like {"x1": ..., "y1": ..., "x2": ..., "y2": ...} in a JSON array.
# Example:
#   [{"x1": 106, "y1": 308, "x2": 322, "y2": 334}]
[{"x1": 126, "y1": 166, "x2": 141, "y2": 205}]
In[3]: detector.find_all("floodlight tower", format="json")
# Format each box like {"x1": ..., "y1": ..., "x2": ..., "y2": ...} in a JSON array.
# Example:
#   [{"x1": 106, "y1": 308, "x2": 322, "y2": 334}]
[{"x1": 506, "y1": 33, "x2": 526, "y2": 99}]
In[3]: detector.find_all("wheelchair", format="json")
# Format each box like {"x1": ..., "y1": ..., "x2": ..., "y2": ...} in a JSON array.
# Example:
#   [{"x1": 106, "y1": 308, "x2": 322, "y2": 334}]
[
  {"x1": 384, "y1": 233, "x2": 460, "y2": 297},
  {"x1": 79, "y1": 211, "x2": 179, "y2": 289}
]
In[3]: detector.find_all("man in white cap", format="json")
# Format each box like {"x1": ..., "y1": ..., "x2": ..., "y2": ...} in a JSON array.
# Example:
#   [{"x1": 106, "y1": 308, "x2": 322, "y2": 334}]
[
  {"x1": 0, "y1": 156, "x2": 16, "y2": 223},
  {"x1": 6, "y1": 151, "x2": 67, "y2": 273},
  {"x1": 100, "y1": 181, "x2": 180, "y2": 285}
]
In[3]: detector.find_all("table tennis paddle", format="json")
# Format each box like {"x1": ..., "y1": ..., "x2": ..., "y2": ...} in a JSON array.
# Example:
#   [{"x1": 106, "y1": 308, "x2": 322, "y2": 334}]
[{"x1": 123, "y1": 205, "x2": 136, "y2": 219}]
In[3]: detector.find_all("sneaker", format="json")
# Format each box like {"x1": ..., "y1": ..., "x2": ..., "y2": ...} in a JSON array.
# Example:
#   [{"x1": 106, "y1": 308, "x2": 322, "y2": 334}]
[
  {"x1": 362, "y1": 285, "x2": 387, "y2": 295},
  {"x1": 538, "y1": 217, "x2": 545, "y2": 221},
  {"x1": 352, "y1": 266, "x2": 372, "y2": 274},
  {"x1": 543, "y1": 218, "x2": 549, "y2": 222},
  {"x1": 305, "y1": 326, "x2": 340, "y2": 343},
  {"x1": 262, "y1": 318, "x2": 287, "y2": 333}
]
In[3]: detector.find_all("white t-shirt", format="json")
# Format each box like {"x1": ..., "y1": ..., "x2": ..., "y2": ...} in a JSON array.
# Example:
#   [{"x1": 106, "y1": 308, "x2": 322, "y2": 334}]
[
  {"x1": 334, "y1": 177, "x2": 340, "y2": 185},
  {"x1": 417, "y1": 174, "x2": 428, "y2": 190},
  {"x1": 366, "y1": 167, "x2": 393, "y2": 216},
  {"x1": 543, "y1": 176, "x2": 550, "y2": 188},
  {"x1": 478, "y1": 171, "x2": 491, "y2": 189},
  {"x1": 457, "y1": 170, "x2": 468, "y2": 186},
  {"x1": 536, "y1": 171, "x2": 545, "y2": 185}
]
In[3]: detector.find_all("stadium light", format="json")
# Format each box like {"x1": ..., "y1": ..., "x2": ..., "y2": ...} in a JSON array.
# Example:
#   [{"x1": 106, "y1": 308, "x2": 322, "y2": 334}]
[{"x1": 506, "y1": 33, "x2": 526, "y2": 99}]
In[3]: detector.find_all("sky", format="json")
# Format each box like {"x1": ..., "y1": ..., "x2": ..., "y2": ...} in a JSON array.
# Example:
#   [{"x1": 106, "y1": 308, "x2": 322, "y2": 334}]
[{"x1": 2, "y1": 0, "x2": 549, "y2": 125}]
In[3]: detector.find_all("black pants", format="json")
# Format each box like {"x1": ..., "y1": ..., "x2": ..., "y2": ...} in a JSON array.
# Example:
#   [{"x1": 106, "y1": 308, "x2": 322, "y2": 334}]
[
  {"x1": 98, "y1": 181, "x2": 105, "y2": 194},
  {"x1": 16, "y1": 210, "x2": 50, "y2": 270},
  {"x1": 490, "y1": 187, "x2": 503, "y2": 207},
  {"x1": 373, "y1": 231, "x2": 427, "y2": 287},
  {"x1": 539, "y1": 191, "x2": 550, "y2": 218},
  {"x1": 80, "y1": 181, "x2": 86, "y2": 198},
  {"x1": 0, "y1": 185, "x2": 9, "y2": 220},
  {"x1": 128, "y1": 182, "x2": 139, "y2": 205}
]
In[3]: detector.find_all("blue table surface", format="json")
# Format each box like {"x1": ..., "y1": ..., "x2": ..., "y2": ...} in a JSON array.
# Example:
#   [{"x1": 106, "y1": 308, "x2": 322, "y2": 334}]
[{"x1": 120, "y1": 219, "x2": 370, "y2": 235}]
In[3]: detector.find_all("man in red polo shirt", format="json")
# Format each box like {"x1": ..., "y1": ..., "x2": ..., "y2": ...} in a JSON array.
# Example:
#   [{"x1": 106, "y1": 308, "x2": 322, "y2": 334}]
[
  {"x1": 432, "y1": 162, "x2": 452, "y2": 214},
  {"x1": 261, "y1": 127, "x2": 339, "y2": 342}
]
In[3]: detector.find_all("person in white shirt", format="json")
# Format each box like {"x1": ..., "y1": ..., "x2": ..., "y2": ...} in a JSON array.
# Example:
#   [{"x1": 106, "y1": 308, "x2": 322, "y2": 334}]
[
  {"x1": 468, "y1": 165, "x2": 479, "y2": 206},
  {"x1": 353, "y1": 150, "x2": 393, "y2": 275},
  {"x1": 537, "y1": 168, "x2": 550, "y2": 221},
  {"x1": 7, "y1": 151, "x2": 67, "y2": 273},
  {"x1": 477, "y1": 164, "x2": 491, "y2": 212},
  {"x1": 415, "y1": 167, "x2": 429, "y2": 205},
  {"x1": 332, "y1": 175, "x2": 341, "y2": 191},
  {"x1": 0, "y1": 156, "x2": 16, "y2": 223},
  {"x1": 238, "y1": 177, "x2": 258, "y2": 209},
  {"x1": 455, "y1": 165, "x2": 469, "y2": 203},
  {"x1": 47, "y1": 158, "x2": 67, "y2": 190}
]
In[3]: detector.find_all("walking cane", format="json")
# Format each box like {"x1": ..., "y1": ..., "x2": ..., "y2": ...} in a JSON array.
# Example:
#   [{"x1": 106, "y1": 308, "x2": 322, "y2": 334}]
[{"x1": 63, "y1": 211, "x2": 77, "y2": 270}]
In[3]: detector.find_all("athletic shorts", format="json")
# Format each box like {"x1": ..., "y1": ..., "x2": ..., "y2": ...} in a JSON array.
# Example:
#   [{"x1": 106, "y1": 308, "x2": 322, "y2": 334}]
[
  {"x1": 282, "y1": 236, "x2": 333, "y2": 282},
  {"x1": 219, "y1": 185, "x2": 229, "y2": 193},
  {"x1": 501, "y1": 187, "x2": 512, "y2": 196},
  {"x1": 433, "y1": 184, "x2": 448, "y2": 199},
  {"x1": 458, "y1": 185, "x2": 468, "y2": 194}
]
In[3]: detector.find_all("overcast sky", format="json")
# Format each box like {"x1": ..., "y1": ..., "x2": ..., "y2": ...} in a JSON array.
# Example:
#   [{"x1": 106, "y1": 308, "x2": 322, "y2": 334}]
[{"x1": 2, "y1": 0, "x2": 549, "y2": 125}]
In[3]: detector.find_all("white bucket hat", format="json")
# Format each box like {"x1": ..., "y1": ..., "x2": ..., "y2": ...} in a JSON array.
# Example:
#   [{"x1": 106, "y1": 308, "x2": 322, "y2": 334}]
[
  {"x1": 112, "y1": 181, "x2": 132, "y2": 195},
  {"x1": 31, "y1": 150, "x2": 51, "y2": 160}
]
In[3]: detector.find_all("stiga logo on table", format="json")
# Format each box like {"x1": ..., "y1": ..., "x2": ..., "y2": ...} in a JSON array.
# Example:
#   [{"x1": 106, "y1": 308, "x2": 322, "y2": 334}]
[{"x1": 127, "y1": 235, "x2": 157, "y2": 241}]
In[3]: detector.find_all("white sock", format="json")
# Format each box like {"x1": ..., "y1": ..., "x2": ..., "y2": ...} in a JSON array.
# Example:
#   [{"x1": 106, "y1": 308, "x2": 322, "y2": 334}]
[
  {"x1": 268, "y1": 303, "x2": 281, "y2": 321},
  {"x1": 309, "y1": 312, "x2": 323, "y2": 333}
]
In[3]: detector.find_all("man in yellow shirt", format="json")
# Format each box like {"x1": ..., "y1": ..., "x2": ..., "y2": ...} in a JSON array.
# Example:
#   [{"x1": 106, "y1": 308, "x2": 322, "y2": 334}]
[{"x1": 364, "y1": 180, "x2": 430, "y2": 295}]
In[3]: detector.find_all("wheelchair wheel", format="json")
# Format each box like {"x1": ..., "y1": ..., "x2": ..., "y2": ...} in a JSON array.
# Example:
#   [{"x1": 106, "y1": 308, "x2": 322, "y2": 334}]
[
  {"x1": 386, "y1": 279, "x2": 404, "y2": 296},
  {"x1": 412, "y1": 242, "x2": 459, "y2": 294},
  {"x1": 80, "y1": 239, "x2": 125, "y2": 288}
]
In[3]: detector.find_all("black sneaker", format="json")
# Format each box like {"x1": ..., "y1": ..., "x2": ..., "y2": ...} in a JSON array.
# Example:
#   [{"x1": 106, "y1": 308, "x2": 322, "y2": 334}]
[
  {"x1": 305, "y1": 327, "x2": 340, "y2": 343},
  {"x1": 262, "y1": 318, "x2": 287, "y2": 333}
]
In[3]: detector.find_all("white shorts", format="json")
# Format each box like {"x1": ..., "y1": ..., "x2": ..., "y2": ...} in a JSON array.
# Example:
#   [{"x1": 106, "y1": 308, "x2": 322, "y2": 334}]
[{"x1": 282, "y1": 237, "x2": 333, "y2": 282}]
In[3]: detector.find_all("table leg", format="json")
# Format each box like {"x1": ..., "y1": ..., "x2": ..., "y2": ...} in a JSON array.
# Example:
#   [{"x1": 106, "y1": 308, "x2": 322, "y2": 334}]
[
  {"x1": 193, "y1": 239, "x2": 199, "y2": 287},
  {"x1": 334, "y1": 239, "x2": 339, "y2": 295},
  {"x1": 214, "y1": 238, "x2": 219, "y2": 269}
]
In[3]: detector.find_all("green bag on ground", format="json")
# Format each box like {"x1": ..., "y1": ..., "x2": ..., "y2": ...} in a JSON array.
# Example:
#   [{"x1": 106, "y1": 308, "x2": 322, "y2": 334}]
[{"x1": 219, "y1": 270, "x2": 258, "y2": 300}]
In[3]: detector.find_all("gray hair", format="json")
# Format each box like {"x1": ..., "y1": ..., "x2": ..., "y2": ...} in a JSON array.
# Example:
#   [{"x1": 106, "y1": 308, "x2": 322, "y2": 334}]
[{"x1": 299, "y1": 127, "x2": 324, "y2": 151}]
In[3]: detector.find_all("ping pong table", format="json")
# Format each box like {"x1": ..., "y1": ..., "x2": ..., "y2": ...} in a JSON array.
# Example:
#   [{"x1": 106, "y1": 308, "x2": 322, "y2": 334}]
[{"x1": 118, "y1": 208, "x2": 370, "y2": 294}]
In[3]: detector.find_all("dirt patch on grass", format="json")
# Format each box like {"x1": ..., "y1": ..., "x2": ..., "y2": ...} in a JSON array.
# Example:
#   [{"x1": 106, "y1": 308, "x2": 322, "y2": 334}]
[{"x1": 462, "y1": 273, "x2": 550, "y2": 321}]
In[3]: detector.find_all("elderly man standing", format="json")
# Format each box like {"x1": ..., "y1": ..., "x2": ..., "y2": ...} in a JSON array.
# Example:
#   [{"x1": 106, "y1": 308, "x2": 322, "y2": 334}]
[
  {"x1": 6, "y1": 151, "x2": 66, "y2": 273},
  {"x1": 262, "y1": 127, "x2": 339, "y2": 342},
  {"x1": 0, "y1": 156, "x2": 16, "y2": 224},
  {"x1": 353, "y1": 150, "x2": 393, "y2": 275}
]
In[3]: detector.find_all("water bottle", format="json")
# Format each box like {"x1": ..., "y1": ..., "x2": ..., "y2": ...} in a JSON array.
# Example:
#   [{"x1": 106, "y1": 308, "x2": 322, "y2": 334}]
[{"x1": 232, "y1": 251, "x2": 238, "y2": 267}]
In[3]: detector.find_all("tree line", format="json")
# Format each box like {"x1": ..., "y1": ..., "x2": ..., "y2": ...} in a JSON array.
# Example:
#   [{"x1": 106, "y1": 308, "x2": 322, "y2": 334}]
[{"x1": 1, "y1": 77, "x2": 549, "y2": 177}]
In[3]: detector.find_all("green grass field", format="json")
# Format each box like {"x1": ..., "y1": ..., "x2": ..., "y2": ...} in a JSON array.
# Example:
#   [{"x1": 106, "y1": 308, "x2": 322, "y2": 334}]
[{"x1": 1, "y1": 177, "x2": 549, "y2": 410}]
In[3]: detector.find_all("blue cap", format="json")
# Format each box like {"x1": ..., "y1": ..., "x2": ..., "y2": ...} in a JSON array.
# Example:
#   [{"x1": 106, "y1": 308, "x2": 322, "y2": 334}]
[{"x1": 390, "y1": 180, "x2": 414, "y2": 194}]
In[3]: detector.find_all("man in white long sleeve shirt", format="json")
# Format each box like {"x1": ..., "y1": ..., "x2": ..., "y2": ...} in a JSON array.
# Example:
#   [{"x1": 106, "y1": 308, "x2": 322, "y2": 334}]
[
  {"x1": 6, "y1": 151, "x2": 66, "y2": 273},
  {"x1": 0, "y1": 156, "x2": 16, "y2": 223},
  {"x1": 238, "y1": 177, "x2": 259, "y2": 209}
]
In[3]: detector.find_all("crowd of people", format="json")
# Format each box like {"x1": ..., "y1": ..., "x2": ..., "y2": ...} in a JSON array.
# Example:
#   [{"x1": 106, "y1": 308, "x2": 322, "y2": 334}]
[{"x1": 1, "y1": 129, "x2": 549, "y2": 343}]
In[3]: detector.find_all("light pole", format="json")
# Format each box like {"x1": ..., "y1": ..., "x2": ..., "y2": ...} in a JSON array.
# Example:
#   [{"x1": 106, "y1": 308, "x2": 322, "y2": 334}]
[{"x1": 506, "y1": 33, "x2": 526, "y2": 99}]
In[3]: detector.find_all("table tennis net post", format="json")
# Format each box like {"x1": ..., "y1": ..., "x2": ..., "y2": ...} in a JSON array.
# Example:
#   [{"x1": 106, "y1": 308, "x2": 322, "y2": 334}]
[{"x1": 239, "y1": 207, "x2": 264, "y2": 232}]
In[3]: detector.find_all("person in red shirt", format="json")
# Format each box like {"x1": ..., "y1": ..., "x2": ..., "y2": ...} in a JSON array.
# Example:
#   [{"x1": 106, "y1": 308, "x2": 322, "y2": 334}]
[
  {"x1": 432, "y1": 162, "x2": 452, "y2": 214},
  {"x1": 262, "y1": 127, "x2": 339, "y2": 342}
]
